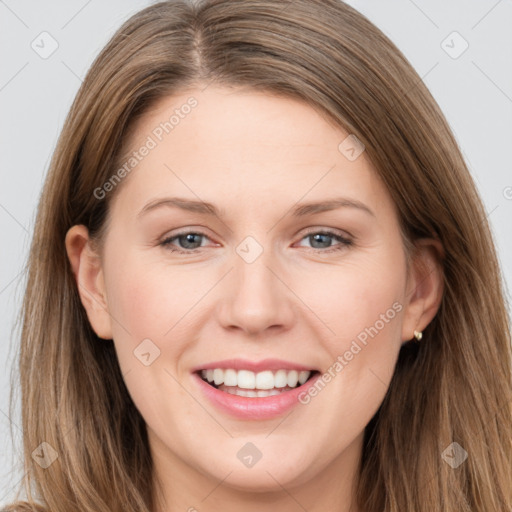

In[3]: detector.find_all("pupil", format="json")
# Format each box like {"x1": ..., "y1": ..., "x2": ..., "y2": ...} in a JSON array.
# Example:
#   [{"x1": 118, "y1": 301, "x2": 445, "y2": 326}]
[
  {"x1": 311, "y1": 233, "x2": 330, "y2": 249},
  {"x1": 180, "y1": 233, "x2": 201, "y2": 249}
]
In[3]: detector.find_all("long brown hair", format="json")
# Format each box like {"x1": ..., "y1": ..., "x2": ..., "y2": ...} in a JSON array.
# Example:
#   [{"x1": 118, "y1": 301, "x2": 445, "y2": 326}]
[{"x1": 5, "y1": 0, "x2": 511, "y2": 510}]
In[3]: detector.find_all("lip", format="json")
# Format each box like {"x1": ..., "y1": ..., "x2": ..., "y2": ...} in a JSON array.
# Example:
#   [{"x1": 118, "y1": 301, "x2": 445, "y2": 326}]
[
  {"x1": 192, "y1": 371, "x2": 321, "y2": 420},
  {"x1": 190, "y1": 358, "x2": 318, "y2": 373}
]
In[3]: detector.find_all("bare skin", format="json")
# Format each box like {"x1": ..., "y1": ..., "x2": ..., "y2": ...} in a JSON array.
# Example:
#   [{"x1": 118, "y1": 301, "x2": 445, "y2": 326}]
[{"x1": 66, "y1": 86, "x2": 443, "y2": 512}]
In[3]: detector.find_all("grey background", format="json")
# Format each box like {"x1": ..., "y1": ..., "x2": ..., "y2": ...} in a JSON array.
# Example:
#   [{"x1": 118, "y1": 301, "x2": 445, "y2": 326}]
[{"x1": 1, "y1": 0, "x2": 511, "y2": 504}]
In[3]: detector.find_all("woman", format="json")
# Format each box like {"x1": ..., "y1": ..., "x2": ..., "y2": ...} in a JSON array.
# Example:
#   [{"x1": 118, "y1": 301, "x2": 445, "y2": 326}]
[{"x1": 5, "y1": 0, "x2": 511, "y2": 510}]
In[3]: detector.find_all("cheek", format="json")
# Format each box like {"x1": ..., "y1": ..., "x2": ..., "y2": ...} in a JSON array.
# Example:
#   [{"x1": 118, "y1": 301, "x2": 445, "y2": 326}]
[
  {"x1": 101, "y1": 253, "x2": 195, "y2": 389},
  {"x1": 303, "y1": 253, "x2": 405, "y2": 344},
  {"x1": 104, "y1": 250, "x2": 200, "y2": 339},
  {"x1": 303, "y1": 247, "x2": 407, "y2": 396},
  {"x1": 101, "y1": 254, "x2": 198, "y2": 424}
]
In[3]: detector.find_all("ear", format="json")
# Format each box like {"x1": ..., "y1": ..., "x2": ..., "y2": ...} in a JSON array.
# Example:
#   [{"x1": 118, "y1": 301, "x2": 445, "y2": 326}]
[
  {"x1": 65, "y1": 225, "x2": 113, "y2": 340},
  {"x1": 401, "y1": 238, "x2": 444, "y2": 343}
]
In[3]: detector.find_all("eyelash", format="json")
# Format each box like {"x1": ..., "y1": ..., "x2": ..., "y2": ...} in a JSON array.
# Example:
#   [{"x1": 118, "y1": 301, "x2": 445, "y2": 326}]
[{"x1": 159, "y1": 228, "x2": 353, "y2": 254}]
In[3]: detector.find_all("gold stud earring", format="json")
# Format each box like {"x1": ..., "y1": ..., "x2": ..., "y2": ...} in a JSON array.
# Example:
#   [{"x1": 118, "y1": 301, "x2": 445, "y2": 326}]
[{"x1": 413, "y1": 330, "x2": 423, "y2": 342}]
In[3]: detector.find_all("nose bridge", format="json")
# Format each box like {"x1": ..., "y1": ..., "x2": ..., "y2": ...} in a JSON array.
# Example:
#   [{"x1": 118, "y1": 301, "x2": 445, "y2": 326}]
[{"x1": 218, "y1": 234, "x2": 294, "y2": 335}]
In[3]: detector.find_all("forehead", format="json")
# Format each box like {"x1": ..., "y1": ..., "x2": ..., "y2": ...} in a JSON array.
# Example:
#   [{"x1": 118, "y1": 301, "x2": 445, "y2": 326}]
[{"x1": 109, "y1": 86, "x2": 393, "y2": 222}]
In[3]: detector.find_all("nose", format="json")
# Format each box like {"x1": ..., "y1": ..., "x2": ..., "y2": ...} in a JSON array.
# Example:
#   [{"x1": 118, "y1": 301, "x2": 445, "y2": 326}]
[{"x1": 216, "y1": 246, "x2": 295, "y2": 336}]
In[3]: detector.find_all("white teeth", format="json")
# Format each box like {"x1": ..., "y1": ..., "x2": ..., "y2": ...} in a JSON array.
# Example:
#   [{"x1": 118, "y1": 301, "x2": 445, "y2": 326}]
[
  {"x1": 274, "y1": 369, "x2": 288, "y2": 388},
  {"x1": 257, "y1": 389, "x2": 281, "y2": 397},
  {"x1": 200, "y1": 368, "x2": 312, "y2": 390},
  {"x1": 223, "y1": 387, "x2": 284, "y2": 397},
  {"x1": 237, "y1": 370, "x2": 256, "y2": 389},
  {"x1": 255, "y1": 370, "x2": 274, "y2": 390},
  {"x1": 213, "y1": 368, "x2": 224, "y2": 386},
  {"x1": 287, "y1": 370, "x2": 299, "y2": 388},
  {"x1": 224, "y1": 369, "x2": 237, "y2": 386},
  {"x1": 298, "y1": 371, "x2": 310, "y2": 385}
]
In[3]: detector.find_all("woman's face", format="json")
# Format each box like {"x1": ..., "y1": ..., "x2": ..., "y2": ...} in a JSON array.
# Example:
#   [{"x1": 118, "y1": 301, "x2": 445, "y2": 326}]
[{"x1": 68, "y1": 86, "x2": 437, "y2": 506}]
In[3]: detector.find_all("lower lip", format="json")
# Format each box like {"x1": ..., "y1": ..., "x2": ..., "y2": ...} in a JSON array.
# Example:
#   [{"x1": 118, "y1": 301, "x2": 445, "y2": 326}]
[{"x1": 192, "y1": 372, "x2": 321, "y2": 420}]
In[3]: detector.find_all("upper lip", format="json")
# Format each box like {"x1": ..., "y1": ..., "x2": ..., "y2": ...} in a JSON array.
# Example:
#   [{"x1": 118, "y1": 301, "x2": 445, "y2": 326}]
[{"x1": 191, "y1": 358, "x2": 318, "y2": 373}]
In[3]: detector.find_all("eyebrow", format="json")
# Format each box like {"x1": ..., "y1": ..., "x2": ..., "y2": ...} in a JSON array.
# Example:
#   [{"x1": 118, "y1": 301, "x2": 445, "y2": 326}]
[{"x1": 137, "y1": 196, "x2": 375, "y2": 219}]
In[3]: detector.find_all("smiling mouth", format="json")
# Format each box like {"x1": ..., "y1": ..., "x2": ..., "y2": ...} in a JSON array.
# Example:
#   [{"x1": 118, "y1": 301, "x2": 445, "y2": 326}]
[{"x1": 197, "y1": 368, "x2": 320, "y2": 398}]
